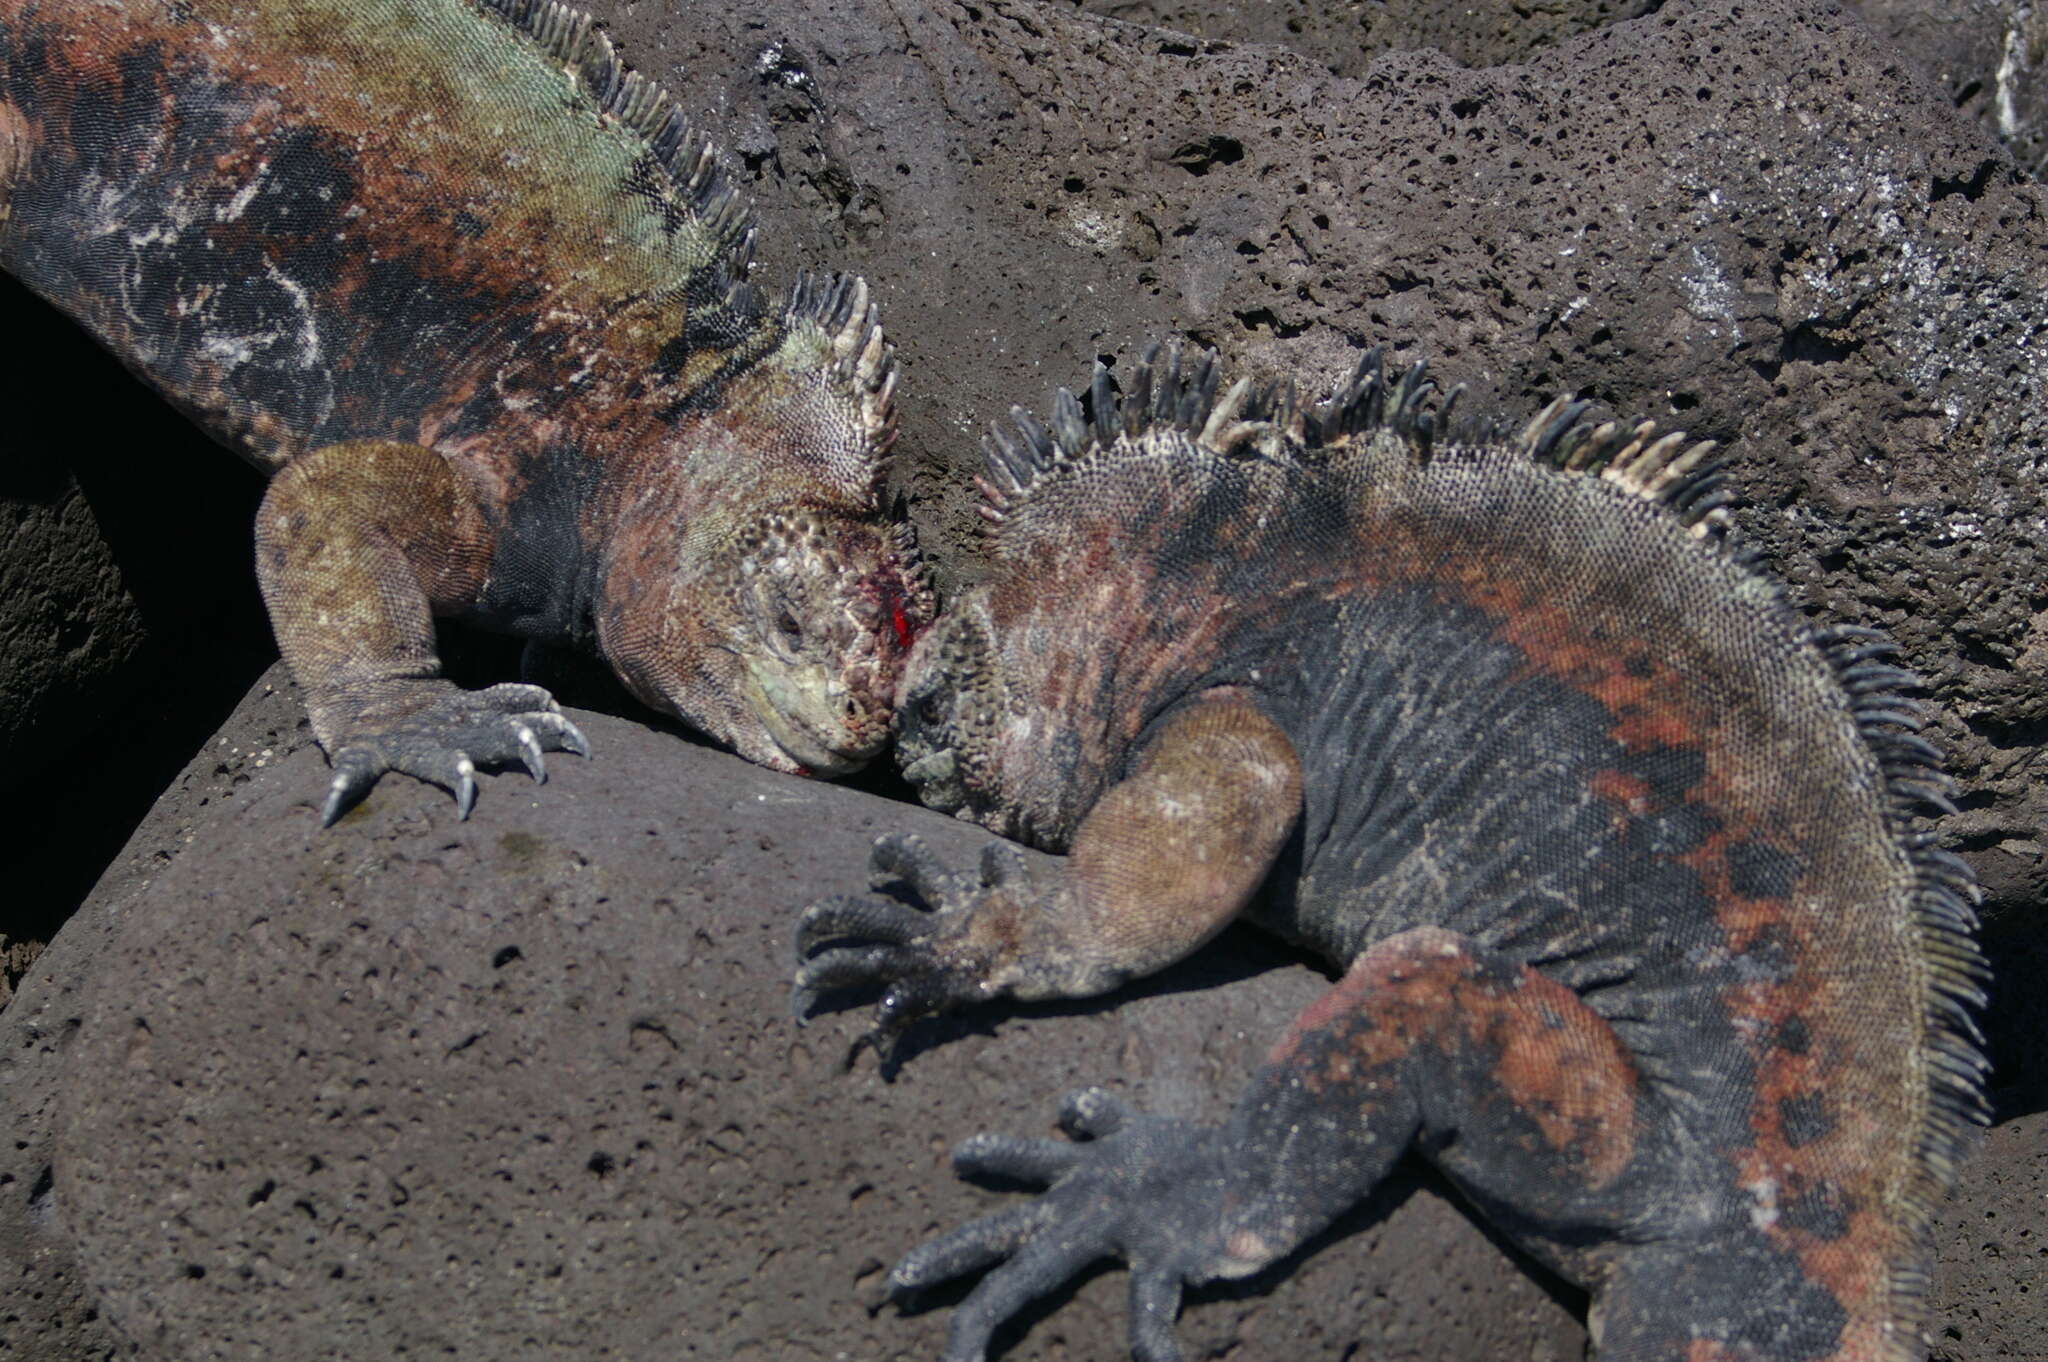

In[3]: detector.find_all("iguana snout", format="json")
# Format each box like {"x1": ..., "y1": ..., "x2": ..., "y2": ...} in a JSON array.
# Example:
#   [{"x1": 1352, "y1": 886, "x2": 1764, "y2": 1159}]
[{"x1": 738, "y1": 654, "x2": 871, "y2": 776}]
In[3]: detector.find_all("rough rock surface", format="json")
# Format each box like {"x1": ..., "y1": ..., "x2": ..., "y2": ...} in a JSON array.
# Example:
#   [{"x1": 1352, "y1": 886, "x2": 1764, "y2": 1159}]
[
  {"x1": 5, "y1": 0, "x2": 2046, "y2": 1357},
  {"x1": 0, "y1": 673, "x2": 310, "y2": 1362},
  {"x1": 1061, "y1": 2, "x2": 2048, "y2": 175},
  {"x1": 1927, "y1": 1109, "x2": 2048, "y2": 1359},
  {"x1": 7, "y1": 670, "x2": 1588, "y2": 1361},
  {"x1": 1072, "y1": 0, "x2": 1662, "y2": 74}
]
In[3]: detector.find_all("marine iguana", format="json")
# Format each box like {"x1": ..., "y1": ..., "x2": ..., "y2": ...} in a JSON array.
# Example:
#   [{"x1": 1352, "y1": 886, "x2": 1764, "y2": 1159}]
[
  {"x1": 0, "y1": 0, "x2": 928, "y2": 822},
  {"x1": 793, "y1": 346, "x2": 1988, "y2": 1360}
]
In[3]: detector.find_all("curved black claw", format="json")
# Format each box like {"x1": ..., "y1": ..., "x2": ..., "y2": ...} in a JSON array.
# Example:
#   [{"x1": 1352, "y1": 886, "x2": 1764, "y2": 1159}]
[
  {"x1": 889, "y1": 1088, "x2": 1230, "y2": 1362},
  {"x1": 790, "y1": 832, "x2": 1030, "y2": 1058},
  {"x1": 318, "y1": 682, "x2": 590, "y2": 826},
  {"x1": 849, "y1": 968, "x2": 992, "y2": 1065}
]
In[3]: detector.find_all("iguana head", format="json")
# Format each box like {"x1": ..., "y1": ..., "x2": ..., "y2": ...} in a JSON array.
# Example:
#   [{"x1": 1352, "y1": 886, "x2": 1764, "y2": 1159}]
[
  {"x1": 600, "y1": 504, "x2": 930, "y2": 776},
  {"x1": 894, "y1": 587, "x2": 1103, "y2": 849},
  {"x1": 894, "y1": 593, "x2": 1002, "y2": 816}
]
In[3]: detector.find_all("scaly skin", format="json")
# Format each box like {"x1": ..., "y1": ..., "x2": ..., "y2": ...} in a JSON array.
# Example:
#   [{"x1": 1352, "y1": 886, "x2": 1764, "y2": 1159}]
[
  {"x1": 795, "y1": 346, "x2": 1989, "y2": 1360},
  {"x1": 0, "y1": 0, "x2": 930, "y2": 821}
]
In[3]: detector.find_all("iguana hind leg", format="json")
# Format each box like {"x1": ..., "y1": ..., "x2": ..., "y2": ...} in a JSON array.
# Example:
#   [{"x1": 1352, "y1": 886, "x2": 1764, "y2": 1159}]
[
  {"x1": 1248, "y1": 933, "x2": 1867, "y2": 1358},
  {"x1": 892, "y1": 926, "x2": 1682, "y2": 1362},
  {"x1": 255, "y1": 439, "x2": 588, "y2": 825}
]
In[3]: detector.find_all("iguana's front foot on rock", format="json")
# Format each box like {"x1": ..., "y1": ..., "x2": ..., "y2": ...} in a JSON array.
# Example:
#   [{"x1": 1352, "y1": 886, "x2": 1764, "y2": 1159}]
[
  {"x1": 892, "y1": 1088, "x2": 1238, "y2": 1362},
  {"x1": 791, "y1": 832, "x2": 1048, "y2": 1053},
  {"x1": 317, "y1": 679, "x2": 590, "y2": 826}
]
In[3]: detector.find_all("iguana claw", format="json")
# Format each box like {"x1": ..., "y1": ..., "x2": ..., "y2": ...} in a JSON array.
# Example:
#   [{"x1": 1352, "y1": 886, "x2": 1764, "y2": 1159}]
[
  {"x1": 316, "y1": 682, "x2": 590, "y2": 825},
  {"x1": 790, "y1": 832, "x2": 1013, "y2": 1051},
  {"x1": 889, "y1": 1088, "x2": 1227, "y2": 1362}
]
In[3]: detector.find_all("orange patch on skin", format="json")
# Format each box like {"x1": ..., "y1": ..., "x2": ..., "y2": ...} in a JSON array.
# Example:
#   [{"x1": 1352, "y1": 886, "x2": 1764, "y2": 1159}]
[
  {"x1": 1679, "y1": 826, "x2": 1771, "y2": 947},
  {"x1": 1587, "y1": 766, "x2": 1655, "y2": 838},
  {"x1": 1472, "y1": 971, "x2": 1638, "y2": 1188},
  {"x1": 1411, "y1": 549, "x2": 1705, "y2": 754},
  {"x1": 1587, "y1": 768, "x2": 1653, "y2": 814},
  {"x1": 1684, "y1": 1345, "x2": 1746, "y2": 1362},
  {"x1": 1726, "y1": 1138, "x2": 1895, "y2": 1351},
  {"x1": 1684, "y1": 818, "x2": 1901, "y2": 1346},
  {"x1": 1311, "y1": 517, "x2": 1717, "y2": 761},
  {"x1": 1277, "y1": 930, "x2": 1636, "y2": 1189}
]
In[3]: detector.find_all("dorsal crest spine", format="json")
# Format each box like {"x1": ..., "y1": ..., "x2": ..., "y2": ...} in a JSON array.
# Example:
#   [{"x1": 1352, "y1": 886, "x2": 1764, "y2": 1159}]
[
  {"x1": 475, "y1": 0, "x2": 755, "y2": 290},
  {"x1": 1509, "y1": 395, "x2": 1732, "y2": 542},
  {"x1": 976, "y1": 341, "x2": 1731, "y2": 546},
  {"x1": 782, "y1": 271, "x2": 901, "y2": 501}
]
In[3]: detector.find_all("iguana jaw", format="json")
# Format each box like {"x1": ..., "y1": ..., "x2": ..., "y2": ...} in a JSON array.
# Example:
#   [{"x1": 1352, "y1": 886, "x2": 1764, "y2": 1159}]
[{"x1": 738, "y1": 659, "x2": 872, "y2": 776}]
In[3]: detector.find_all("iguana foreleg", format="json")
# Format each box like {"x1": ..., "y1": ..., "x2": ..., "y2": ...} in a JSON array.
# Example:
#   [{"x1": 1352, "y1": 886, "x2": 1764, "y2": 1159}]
[
  {"x1": 793, "y1": 687, "x2": 1301, "y2": 1043},
  {"x1": 254, "y1": 439, "x2": 588, "y2": 825}
]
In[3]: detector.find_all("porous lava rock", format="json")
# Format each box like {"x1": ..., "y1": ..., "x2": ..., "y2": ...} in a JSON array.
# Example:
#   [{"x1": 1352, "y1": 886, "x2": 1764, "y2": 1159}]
[{"x1": 10, "y1": 672, "x2": 1586, "y2": 1361}]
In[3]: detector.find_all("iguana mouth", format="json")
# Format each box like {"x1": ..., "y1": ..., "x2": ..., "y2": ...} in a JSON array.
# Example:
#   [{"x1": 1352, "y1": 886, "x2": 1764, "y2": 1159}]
[
  {"x1": 900, "y1": 747, "x2": 966, "y2": 812},
  {"x1": 761, "y1": 720, "x2": 867, "y2": 777}
]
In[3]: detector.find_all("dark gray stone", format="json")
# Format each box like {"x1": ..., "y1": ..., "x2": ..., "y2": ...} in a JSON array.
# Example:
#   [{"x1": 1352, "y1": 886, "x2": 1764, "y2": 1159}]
[
  {"x1": 1928, "y1": 1109, "x2": 2048, "y2": 1362},
  {"x1": 1071, "y1": 0, "x2": 1659, "y2": 73},
  {"x1": 1855, "y1": 1, "x2": 2048, "y2": 178},
  {"x1": 27, "y1": 669, "x2": 1582, "y2": 1361},
  {"x1": 1, "y1": 673, "x2": 309, "y2": 1362},
  {"x1": 1061, "y1": 1, "x2": 2048, "y2": 176},
  {"x1": 0, "y1": 475, "x2": 146, "y2": 784}
]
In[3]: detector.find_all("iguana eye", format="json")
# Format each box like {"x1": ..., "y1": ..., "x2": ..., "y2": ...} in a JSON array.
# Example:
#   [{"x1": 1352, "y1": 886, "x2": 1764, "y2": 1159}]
[{"x1": 776, "y1": 608, "x2": 803, "y2": 644}]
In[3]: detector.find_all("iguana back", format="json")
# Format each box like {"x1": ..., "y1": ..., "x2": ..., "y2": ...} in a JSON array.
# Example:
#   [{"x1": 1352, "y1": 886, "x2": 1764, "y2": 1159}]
[{"x1": 5, "y1": 0, "x2": 769, "y2": 463}]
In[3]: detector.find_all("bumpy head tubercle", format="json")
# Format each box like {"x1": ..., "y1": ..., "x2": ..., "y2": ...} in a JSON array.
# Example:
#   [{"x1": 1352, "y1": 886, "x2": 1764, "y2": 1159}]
[{"x1": 741, "y1": 507, "x2": 934, "y2": 772}]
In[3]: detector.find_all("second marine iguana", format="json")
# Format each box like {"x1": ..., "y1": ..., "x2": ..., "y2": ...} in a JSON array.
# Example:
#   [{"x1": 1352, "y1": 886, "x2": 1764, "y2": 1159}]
[
  {"x1": 793, "y1": 347, "x2": 1989, "y2": 1360},
  {"x1": 0, "y1": 0, "x2": 930, "y2": 822}
]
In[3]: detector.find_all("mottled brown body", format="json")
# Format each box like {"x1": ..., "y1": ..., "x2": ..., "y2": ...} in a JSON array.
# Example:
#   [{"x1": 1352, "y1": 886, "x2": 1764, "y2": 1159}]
[
  {"x1": 0, "y1": 0, "x2": 928, "y2": 818},
  {"x1": 796, "y1": 350, "x2": 1987, "y2": 1360}
]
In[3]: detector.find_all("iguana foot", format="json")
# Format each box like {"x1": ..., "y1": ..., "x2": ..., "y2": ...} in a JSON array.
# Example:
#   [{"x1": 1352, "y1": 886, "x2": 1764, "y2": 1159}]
[
  {"x1": 791, "y1": 832, "x2": 1035, "y2": 1051},
  {"x1": 319, "y1": 681, "x2": 590, "y2": 826},
  {"x1": 891, "y1": 1088, "x2": 1235, "y2": 1362}
]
